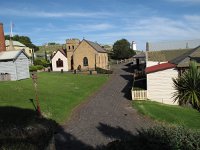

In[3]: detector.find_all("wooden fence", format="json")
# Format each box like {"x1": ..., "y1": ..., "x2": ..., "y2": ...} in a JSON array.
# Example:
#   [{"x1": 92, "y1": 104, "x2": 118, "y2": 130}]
[
  {"x1": 0, "y1": 73, "x2": 11, "y2": 81},
  {"x1": 116, "y1": 58, "x2": 133, "y2": 64},
  {"x1": 131, "y1": 88, "x2": 147, "y2": 100}
]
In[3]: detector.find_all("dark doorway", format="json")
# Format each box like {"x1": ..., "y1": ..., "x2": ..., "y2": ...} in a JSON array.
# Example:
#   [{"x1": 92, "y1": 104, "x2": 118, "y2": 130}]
[
  {"x1": 71, "y1": 56, "x2": 74, "y2": 70},
  {"x1": 136, "y1": 59, "x2": 139, "y2": 67}
]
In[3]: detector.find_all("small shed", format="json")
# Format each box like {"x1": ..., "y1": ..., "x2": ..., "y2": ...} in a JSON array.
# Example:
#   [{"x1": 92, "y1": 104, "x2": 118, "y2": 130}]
[
  {"x1": 0, "y1": 50, "x2": 30, "y2": 81},
  {"x1": 133, "y1": 52, "x2": 146, "y2": 66}
]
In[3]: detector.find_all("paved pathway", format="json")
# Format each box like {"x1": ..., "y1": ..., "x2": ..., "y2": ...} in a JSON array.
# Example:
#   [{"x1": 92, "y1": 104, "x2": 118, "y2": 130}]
[{"x1": 55, "y1": 63, "x2": 153, "y2": 150}]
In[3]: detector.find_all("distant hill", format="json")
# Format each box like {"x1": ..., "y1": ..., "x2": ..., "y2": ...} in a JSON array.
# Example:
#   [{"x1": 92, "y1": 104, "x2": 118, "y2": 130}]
[{"x1": 37, "y1": 44, "x2": 65, "y2": 54}]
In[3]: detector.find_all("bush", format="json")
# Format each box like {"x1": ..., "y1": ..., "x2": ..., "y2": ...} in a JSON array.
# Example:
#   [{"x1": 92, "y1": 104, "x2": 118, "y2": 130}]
[
  {"x1": 102, "y1": 124, "x2": 200, "y2": 150},
  {"x1": 34, "y1": 58, "x2": 50, "y2": 67},
  {"x1": 29, "y1": 65, "x2": 44, "y2": 72},
  {"x1": 96, "y1": 67, "x2": 113, "y2": 74}
]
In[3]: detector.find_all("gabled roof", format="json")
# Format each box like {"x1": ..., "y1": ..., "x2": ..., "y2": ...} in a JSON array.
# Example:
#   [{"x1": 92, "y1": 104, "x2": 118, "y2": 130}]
[
  {"x1": 51, "y1": 49, "x2": 67, "y2": 60},
  {"x1": 133, "y1": 52, "x2": 145, "y2": 58},
  {"x1": 5, "y1": 40, "x2": 26, "y2": 47},
  {"x1": 170, "y1": 46, "x2": 200, "y2": 67},
  {"x1": 145, "y1": 62, "x2": 176, "y2": 74},
  {"x1": 84, "y1": 39, "x2": 107, "y2": 53},
  {"x1": 148, "y1": 49, "x2": 190, "y2": 62},
  {"x1": 0, "y1": 50, "x2": 29, "y2": 61}
]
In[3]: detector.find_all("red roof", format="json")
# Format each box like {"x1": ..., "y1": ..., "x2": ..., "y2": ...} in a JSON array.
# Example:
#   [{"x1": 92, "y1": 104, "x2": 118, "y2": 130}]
[{"x1": 145, "y1": 62, "x2": 176, "y2": 74}]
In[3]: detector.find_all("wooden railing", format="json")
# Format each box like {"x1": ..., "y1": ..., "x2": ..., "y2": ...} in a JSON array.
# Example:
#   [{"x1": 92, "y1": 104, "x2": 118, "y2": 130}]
[
  {"x1": 116, "y1": 58, "x2": 133, "y2": 64},
  {"x1": 131, "y1": 88, "x2": 147, "y2": 100},
  {"x1": 0, "y1": 73, "x2": 11, "y2": 81}
]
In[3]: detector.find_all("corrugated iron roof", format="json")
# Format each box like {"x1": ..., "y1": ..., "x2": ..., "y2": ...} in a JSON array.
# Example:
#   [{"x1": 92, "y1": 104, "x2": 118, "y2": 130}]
[
  {"x1": 133, "y1": 52, "x2": 145, "y2": 58},
  {"x1": 145, "y1": 62, "x2": 176, "y2": 74},
  {"x1": 5, "y1": 40, "x2": 25, "y2": 47},
  {"x1": 174, "y1": 46, "x2": 200, "y2": 67},
  {"x1": 0, "y1": 50, "x2": 24, "y2": 60},
  {"x1": 148, "y1": 49, "x2": 190, "y2": 62}
]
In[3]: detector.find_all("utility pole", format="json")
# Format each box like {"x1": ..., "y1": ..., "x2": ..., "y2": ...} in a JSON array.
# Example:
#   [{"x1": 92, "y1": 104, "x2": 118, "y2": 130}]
[{"x1": 31, "y1": 73, "x2": 41, "y2": 116}]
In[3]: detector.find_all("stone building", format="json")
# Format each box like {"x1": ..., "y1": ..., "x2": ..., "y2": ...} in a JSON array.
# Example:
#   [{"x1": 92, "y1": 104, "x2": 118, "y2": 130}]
[{"x1": 66, "y1": 39, "x2": 108, "y2": 71}]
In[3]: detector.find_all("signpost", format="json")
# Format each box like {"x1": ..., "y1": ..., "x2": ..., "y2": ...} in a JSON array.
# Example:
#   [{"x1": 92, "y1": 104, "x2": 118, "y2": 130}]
[{"x1": 31, "y1": 73, "x2": 41, "y2": 116}]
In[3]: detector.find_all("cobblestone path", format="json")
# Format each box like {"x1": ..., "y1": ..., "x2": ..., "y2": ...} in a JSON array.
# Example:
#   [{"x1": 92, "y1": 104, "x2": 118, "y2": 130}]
[{"x1": 55, "y1": 63, "x2": 152, "y2": 150}]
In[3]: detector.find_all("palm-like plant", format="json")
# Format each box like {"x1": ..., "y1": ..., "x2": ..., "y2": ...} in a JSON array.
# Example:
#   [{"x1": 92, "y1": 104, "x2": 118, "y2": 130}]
[{"x1": 173, "y1": 61, "x2": 200, "y2": 110}]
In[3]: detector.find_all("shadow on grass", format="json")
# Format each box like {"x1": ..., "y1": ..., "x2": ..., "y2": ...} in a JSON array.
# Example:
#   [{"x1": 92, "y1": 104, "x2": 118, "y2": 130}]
[
  {"x1": 96, "y1": 123, "x2": 171, "y2": 150},
  {"x1": 0, "y1": 106, "x2": 94, "y2": 150}
]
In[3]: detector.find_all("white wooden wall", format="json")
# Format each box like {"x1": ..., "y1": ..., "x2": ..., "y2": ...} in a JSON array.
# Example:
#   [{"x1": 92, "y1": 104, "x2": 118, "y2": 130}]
[
  {"x1": 147, "y1": 68, "x2": 178, "y2": 105},
  {"x1": 0, "y1": 53, "x2": 29, "y2": 81},
  {"x1": 52, "y1": 51, "x2": 68, "y2": 71},
  {"x1": 0, "y1": 61, "x2": 16, "y2": 80},
  {"x1": 147, "y1": 61, "x2": 167, "y2": 67},
  {"x1": 14, "y1": 52, "x2": 30, "y2": 80}
]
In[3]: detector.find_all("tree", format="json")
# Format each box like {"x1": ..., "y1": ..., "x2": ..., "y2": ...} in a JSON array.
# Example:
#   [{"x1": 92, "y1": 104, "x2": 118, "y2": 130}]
[
  {"x1": 173, "y1": 61, "x2": 200, "y2": 111},
  {"x1": 34, "y1": 58, "x2": 50, "y2": 67},
  {"x1": 5, "y1": 35, "x2": 39, "y2": 51},
  {"x1": 112, "y1": 39, "x2": 135, "y2": 59}
]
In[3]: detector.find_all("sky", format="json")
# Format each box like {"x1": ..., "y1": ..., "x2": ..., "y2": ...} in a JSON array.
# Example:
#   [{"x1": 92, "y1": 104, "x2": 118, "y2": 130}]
[{"x1": 0, "y1": 0, "x2": 200, "y2": 50}]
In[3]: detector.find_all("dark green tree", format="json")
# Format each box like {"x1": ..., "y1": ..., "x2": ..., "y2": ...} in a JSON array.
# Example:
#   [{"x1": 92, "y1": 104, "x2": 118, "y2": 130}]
[
  {"x1": 5, "y1": 35, "x2": 39, "y2": 51},
  {"x1": 173, "y1": 61, "x2": 200, "y2": 111},
  {"x1": 112, "y1": 39, "x2": 135, "y2": 59}
]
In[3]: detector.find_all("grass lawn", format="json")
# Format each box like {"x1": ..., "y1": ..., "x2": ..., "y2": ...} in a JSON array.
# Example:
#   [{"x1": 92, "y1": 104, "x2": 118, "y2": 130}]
[
  {"x1": 133, "y1": 100, "x2": 200, "y2": 129},
  {"x1": 0, "y1": 72, "x2": 108, "y2": 123}
]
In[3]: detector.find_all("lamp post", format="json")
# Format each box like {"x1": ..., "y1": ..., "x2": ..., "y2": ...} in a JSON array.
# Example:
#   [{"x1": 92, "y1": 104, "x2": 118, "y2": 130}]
[{"x1": 31, "y1": 73, "x2": 41, "y2": 116}]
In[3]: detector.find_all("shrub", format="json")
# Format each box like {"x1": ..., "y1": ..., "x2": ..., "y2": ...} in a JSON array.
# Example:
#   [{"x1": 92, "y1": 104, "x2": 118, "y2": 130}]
[
  {"x1": 34, "y1": 58, "x2": 50, "y2": 67},
  {"x1": 29, "y1": 65, "x2": 44, "y2": 72},
  {"x1": 101, "y1": 124, "x2": 200, "y2": 150},
  {"x1": 96, "y1": 67, "x2": 113, "y2": 74}
]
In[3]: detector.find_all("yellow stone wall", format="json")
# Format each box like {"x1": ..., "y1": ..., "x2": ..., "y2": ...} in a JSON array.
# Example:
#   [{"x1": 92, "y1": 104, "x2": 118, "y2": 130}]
[{"x1": 73, "y1": 40, "x2": 108, "y2": 70}]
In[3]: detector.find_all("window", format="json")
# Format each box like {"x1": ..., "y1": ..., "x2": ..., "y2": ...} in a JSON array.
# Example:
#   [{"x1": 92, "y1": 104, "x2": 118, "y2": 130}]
[
  {"x1": 29, "y1": 50, "x2": 32, "y2": 53},
  {"x1": 83, "y1": 57, "x2": 88, "y2": 66},
  {"x1": 72, "y1": 45, "x2": 75, "y2": 49},
  {"x1": 56, "y1": 58, "x2": 63, "y2": 67},
  {"x1": 68, "y1": 46, "x2": 70, "y2": 50}
]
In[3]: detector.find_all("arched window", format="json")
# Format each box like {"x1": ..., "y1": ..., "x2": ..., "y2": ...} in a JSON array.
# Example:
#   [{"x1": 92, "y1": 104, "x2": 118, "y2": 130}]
[
  {"x1": 83, "y1": 57, "x2": 88, "y2": 66},
  {"x1": 56, "y1": 58, "x2": 63, "y2": 67}
]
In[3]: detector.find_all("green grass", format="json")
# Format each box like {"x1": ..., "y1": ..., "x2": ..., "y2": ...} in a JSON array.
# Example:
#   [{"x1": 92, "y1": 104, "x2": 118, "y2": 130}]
[
  {"x1": 133, "y1": 100, "x2": 200, "y2": 129},
  {"x1": 0, "y1": 72, "x2": 108, "y2": 123}
]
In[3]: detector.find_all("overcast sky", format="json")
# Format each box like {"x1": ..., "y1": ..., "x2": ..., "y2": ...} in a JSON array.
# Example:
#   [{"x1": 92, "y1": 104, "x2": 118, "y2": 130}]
[{"x1": 0, "y1": 0, "x2": 200, "y2": 50}]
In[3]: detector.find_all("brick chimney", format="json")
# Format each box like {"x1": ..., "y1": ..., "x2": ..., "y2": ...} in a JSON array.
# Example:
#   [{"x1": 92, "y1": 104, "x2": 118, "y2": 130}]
[{"x1": 0, "y1": 23, "x2": 6, "y2": 52}]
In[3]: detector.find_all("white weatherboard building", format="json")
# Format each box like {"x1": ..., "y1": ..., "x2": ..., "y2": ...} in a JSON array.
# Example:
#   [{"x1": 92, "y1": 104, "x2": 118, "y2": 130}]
[
  {"x1": 0, "y1": 50, "x2": 30, "y2": 81},
  {"x1": 145, "y1": 45, "x2": 200, "y2": 105},
  {"x1": 51, "y1": 50, "x2": 68, "y2": 71}
]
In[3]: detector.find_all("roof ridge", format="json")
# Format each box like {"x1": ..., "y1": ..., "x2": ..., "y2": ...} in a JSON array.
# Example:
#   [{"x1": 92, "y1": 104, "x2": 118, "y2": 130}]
[
  {"x1": 84, "y1": 39, "x2": 107, "y2": 53},
  {"x1": 169, "y1": 46, "x2": 200, "y2": 65}
]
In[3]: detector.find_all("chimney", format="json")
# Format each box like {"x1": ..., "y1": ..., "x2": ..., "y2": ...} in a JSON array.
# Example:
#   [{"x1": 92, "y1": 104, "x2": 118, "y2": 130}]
[
  {"x1": 146, "y1": 42, "x2": 149, "y2": 51},
  {"x1": 0, "y1": 23, "x2": 6, "y2": 52}
]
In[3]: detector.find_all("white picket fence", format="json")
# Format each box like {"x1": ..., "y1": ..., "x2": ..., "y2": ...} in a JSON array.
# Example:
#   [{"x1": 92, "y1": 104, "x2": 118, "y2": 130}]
[{"x1": 132, "y1": 88, "x2": 147, "y2": 100}]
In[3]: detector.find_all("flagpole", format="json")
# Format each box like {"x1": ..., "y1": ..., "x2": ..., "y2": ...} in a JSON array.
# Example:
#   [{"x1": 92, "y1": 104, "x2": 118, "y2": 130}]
[{"x1": 10, "y1": 21, "x2": 13, "y2": 38}]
